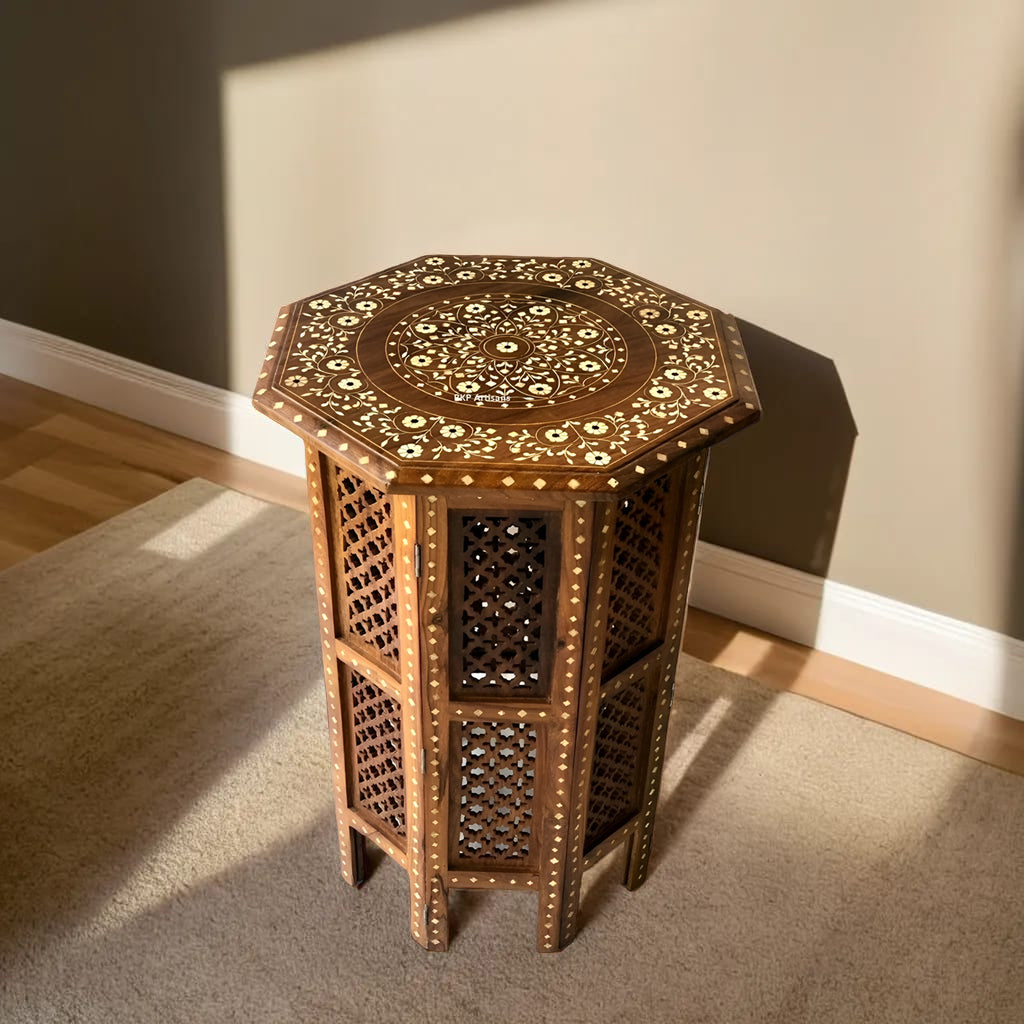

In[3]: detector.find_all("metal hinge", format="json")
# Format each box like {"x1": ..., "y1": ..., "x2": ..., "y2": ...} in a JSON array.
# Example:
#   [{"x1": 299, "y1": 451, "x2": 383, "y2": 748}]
[{"x1": 414, "y1": 542, "x2": 422, "y2": 578}]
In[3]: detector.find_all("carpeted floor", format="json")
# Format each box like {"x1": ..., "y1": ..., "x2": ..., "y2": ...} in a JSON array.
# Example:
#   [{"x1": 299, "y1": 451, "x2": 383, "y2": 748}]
[{"x1": 1, "y1": 479, "x2": 1021, "y2": 1023}]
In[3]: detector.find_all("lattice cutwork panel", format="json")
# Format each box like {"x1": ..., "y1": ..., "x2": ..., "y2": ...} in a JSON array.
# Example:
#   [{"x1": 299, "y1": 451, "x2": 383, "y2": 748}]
[
  {"x1": 456, "y1": 721, "x2": 537, "y2": 862},
  {"x1": 585, "y1": 675, "x2": 650, "y2": 850},
  {"x1": 349, "y1": 669, "x2": 406, "y2": 838},
  {"x1": 335, "y1": 471, "x2": 400, "y2": 664},
  {"x1": 451, "y1": 514, "x2": 552, "y2": 697},
  {"x1": 602, "y1": 474, "x2": 672, "y2": 676}
]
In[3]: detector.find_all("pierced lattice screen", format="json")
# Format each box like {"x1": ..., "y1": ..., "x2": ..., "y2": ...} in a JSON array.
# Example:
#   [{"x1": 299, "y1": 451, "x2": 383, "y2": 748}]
[
  {"x1": 349, "y1": 668, "x2": 406, "y2": 838},
  {"x1": 602, "y1": 474, "x2": 672, "y2": 677},
  {"x1": 335, "y1": 471, "x2": 400, "y2": 664},
  {"x1": 456, "y1": 721, "x2": 537, "y2": 862},
  {"x1": 584, "y1": 675, "x2": 651, "y2": 850},
  {"x1": 451, "y1": 513, "x2": 553, "y2": 698}
]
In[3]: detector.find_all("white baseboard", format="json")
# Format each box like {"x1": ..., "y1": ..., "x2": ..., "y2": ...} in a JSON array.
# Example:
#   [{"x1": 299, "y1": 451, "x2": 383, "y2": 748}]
[
  {"x1": 691, "y1": 543, "x2": 1024, "y2": 721},
  {"x1": 3, "y1": 318, "x2": 1022, "y2": 721},
  {"x1": 0, "y1": 317, "x2": 305, "y2": 477}
]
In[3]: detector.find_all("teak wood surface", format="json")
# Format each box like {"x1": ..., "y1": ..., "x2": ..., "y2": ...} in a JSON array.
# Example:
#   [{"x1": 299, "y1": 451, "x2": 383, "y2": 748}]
[
  {"x1": 253, "y1": 255, "x2": 757, "y2": 951},
  {"x1": 299, "y1": 438, "x2": 712, "y2": 951},
  {"x1": 253, "y1": 254, "x2": 761, "y2": 496}
]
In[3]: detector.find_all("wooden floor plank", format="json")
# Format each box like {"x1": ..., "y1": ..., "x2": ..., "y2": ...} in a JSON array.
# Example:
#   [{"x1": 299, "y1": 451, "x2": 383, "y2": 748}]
[
  {"x1": 0, "y1": 482, "x2": 102, "y2": 552},
  {"x1": 15, "y1": 443, "x2": 182, "y2": 507},
  {"x1": 0, "y1": 535, "x2": 37, "y2": 573},
  {"x1": 4, "y1": 464, "x2": 142, "y2": 522},
  {"x1": 0, "y1": 428, "x2": 68, "y2": 479}
]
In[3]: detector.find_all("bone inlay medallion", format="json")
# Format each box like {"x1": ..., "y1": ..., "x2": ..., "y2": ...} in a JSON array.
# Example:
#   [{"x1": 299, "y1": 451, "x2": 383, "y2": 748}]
[{"x1": 387, "y1": 293, "x2": 627, "y2": 408}]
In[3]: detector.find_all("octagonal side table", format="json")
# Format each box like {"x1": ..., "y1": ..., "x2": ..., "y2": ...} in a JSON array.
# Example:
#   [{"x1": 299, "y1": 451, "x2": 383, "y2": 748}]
[{"x1": 253, "y1": 254, "x2": 760, "y2": 952}]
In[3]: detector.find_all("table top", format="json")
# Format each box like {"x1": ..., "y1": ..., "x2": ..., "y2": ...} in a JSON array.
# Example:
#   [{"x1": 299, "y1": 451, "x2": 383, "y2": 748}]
[{"x1": 254, "y1": 255, "x2": 760, "y2": 495}]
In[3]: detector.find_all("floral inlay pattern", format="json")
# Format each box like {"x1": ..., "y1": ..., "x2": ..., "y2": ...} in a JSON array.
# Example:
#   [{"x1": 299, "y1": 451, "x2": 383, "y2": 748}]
[
  {"x1": 387, "y1": 295, "x2": 626, "y2": 408},
  {"x1": 273, "y1": 255, "x2": 736, "y2": 471}
]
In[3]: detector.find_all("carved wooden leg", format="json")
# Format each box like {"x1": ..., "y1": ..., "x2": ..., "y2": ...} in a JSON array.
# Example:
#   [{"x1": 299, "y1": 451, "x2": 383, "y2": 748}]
[
  {"x1": 423, "y1": 873, "x2": 450, "y2": 952},
  {"x1": 624, "y1": 450, "x2": 708, "y2": 891},
  {"x1": 623, "y1": 672, "x2": 673, "y2": 891},
  {"x1": 340, "y1": 826, "x2": 367, "y2": 887}
]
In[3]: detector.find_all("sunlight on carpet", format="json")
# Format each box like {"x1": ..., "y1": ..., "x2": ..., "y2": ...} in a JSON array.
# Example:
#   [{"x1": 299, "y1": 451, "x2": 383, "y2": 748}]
[{"x1": 141, "y1": 490, "x2": 264, "y2": 559}]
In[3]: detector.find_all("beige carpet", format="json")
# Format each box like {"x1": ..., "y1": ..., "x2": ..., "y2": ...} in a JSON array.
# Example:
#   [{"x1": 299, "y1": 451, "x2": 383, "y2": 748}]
[{"x1": 1, "y1": 479, "x2": 1021, "y2": 1023}]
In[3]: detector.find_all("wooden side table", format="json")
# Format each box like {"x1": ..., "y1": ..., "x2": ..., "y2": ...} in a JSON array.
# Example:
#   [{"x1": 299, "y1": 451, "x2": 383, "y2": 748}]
[{"x1": 253, "y1": 255, "x2": 760, "y2": 951}]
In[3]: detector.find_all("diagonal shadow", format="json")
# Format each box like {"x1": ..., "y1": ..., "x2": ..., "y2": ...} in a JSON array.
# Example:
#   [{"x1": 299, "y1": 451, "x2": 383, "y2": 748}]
[{"x1": 0, "y1": 0, "x2": 563, "y2": 397}]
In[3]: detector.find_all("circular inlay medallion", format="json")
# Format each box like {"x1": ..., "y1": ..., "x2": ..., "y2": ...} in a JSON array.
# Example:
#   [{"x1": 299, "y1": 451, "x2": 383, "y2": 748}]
[{"x1": 385, "y1": 293, "x2": 627, "y2": 408}]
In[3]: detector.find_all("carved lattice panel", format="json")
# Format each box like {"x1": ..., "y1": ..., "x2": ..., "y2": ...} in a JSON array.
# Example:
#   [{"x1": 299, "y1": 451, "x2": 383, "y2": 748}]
[
  {"x1": 349, "y1": 668, "x2": 406, "y2": 839},
  {"x1": 585, "y1": 675, "x2": 651, "y2": 850},
  {"x1": 335, "y1": 471, "x2": 400, "y2": 664},
  {"x1": 455, "y1": 721, "x2": 537, "y2": 863},
  {"x1": 602, "y1": 474, "x2": 673, "y2": 677},
  {"x1": 451, "y1": 513, "x2": 554, "y2": 698}
]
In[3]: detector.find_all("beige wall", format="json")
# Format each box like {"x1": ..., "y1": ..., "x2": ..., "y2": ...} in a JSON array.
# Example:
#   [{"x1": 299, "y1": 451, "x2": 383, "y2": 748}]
[
  {"x1": 221, "y1": 0, "x2": 1024, "y2": 638},
  {"x1": 4, "y1": 1, "x2": 1024, "y2": 639}
]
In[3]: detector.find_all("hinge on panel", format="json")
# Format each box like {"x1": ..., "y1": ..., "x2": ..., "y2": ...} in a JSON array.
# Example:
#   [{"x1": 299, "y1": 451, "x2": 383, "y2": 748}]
[
  {"x1": 414, "y1": 542, "x2": 422, "y2": 578},
  {"x1": 421, "y1": 747, "x2": 426, "y2": 774}
]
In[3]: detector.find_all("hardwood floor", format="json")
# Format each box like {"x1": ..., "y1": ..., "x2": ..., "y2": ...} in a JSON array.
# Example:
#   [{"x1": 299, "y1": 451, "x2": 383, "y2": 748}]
[{"x1": 1, "y1": 372, "x2": 1021, "y2": 776}]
